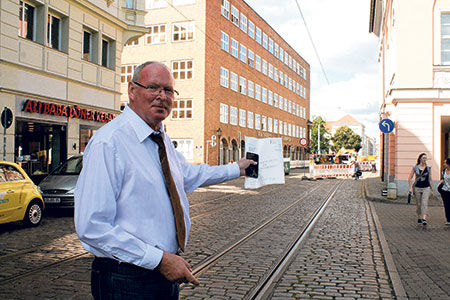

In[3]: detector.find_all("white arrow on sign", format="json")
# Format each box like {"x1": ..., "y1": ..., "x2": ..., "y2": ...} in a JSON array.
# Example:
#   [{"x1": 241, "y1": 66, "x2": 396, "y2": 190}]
[
  {"x1": 382, "y1": 121, "x2": 390, "y2": 132},
  {"x1": 211, "y1": 141, "x2": 216, "y2": 147}
]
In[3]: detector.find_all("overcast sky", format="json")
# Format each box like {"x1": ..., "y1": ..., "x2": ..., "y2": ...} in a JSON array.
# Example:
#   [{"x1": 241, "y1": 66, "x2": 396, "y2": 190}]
[{"x1": 244, "y1": 0, "x2": 381, "y2": 142}]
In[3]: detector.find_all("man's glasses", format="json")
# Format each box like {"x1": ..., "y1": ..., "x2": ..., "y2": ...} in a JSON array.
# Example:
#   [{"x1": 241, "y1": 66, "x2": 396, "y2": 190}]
[{"x1": 133, "y1": 82, "x2": 179, "y2": 96}]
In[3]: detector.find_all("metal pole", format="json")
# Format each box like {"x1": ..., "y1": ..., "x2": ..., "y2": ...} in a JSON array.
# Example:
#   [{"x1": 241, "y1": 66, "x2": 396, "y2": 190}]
[
  {"x1": 3, "y1": 107, "x2": 6, "y2": 160},
  {"x1": 317, "y1": 124, "x2": 320, "y2": 155}
]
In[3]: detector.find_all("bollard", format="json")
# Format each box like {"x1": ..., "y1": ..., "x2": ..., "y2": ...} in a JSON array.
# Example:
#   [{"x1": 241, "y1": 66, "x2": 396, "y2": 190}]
[{"x1": 387, "y1": 182, "x2": 397, "y2": 199}]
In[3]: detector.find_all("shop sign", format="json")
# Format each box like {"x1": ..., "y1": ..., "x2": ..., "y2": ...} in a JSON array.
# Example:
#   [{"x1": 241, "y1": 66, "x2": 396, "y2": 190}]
[{"x1": 22, "y1": 99, "x2": 115, "y2": 123}]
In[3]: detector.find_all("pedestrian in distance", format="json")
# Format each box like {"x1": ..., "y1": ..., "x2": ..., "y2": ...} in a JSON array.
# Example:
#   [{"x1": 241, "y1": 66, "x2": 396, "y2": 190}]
[
  {"x1": 74, "y1": 61, "x2": 257, "y2": 300},
  {"x1": 437, "y1": 158, "x2": 450, "y2": 226},
  {"x1": 352, "y1": 160, "x2": 362, "y2": 180},
  {"x1": 408, "y1": 153, "x2": 433, "y2": 225}
]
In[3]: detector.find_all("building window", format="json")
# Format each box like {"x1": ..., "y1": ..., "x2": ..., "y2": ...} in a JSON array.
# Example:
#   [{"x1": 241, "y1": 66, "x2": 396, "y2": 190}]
[
  {"x1": 146, "y1": 0, "x2": 167, "y2": 9},
  {"x1": 220, "y1": 103, "x2": 228, "y2": 123},
  {"x1": 442, "y1": 13, "x2": 450, "y2": 64},
  {"x1": 101, "y1": 38, "x2": 114, "y2": 69},
  {"x1": 146, "y1": 24, "x2": 166, "y2": 44},
  {"x1": 274, "y1": 93, "x2": 278, "y2": 107},
  {"x1": 230, "y1": 106, "x2": 238, "y2": 125},
  {"x1": 121, "y1": 64, "x2": 137, "y2": 83},
  {"x1": 279, "y1": 70, "x2": 283, "y2": 85},
  {"x1": 83, "y1": 28, "x2": 100, "y2": 64},
  {"x1": 262, "y1": 87, "x2": 267, "y2": 103},
  {"x1": 248, "y1": 49, "x2": 255, "y2": 67},
  {"x1": 248, "y1": 80, "x2": 254, "y2": 98},
  {"x1": 19, "y1": 1, "x2": 35, "y2": 41},
  {"x1": 247, "y1": 111, "x2": 254, "y2": 128},
  {"x1": 230, "y1": 72, "x2": 238, "y2": 92},
  {"x1": 268, "y1": 64, "x2": 273, "y2": 79},
  {"x1": 47, "y1": 13, "x2": 61, "y2": 50},
  {"x1": 255, "y1": 84, "x2": 261, "y2": 101},
  {"x1": 269, "y1": 38, "x2": 274, "y2": 54},
  {"x1": 220, "y1": 67, "x2": 229, "y2": 87},
  {"x1": 172, "y1": 60, "x2": 193, "y2": 80},
  {"x1": 284, "y1": 74, "x2": 288, "y2": 88},
  {"x1": 221, "y1": 31, "x2": 229, "y2": 52},
  {"x1": 268, "y1": 117, "x2": 273, "y2": 132},
  {"x1": 284, "y1": 98, "x2": 288, "y2": 111},
  {"x1": 262, "y1": 32, "x2": 268, "y2": 49},
  {"x1": 274, "y1": 43, "x2": 279, "y2": 57},
  {"x1": 262, "y1": 59, "x2": 267, "y2": 75},
  {"x1": 274, "y1": 67, "x2": 278, "y2": 82},
  {"x1": 172, "y1": 139, "x2": 193, "y2": 159},
  {"x1": 172, "y1": 99, "x2": 193, "y2": 119},
  {"x1": 173, "y1": 21, "x2": 194, "y2": 42},
  {"x1": 274, "y1": 119, "x2": 278, "y2": 134},
  {"x1": 262, "y1": 116, "x2": 267, "y2": 131},
  {"x1": 239, "y1": 109, "x2": 246, "y2": 127},
  {"x1": 268, "y1": 90, "x2": 273, "y2": 106},
  {"x1": 230, "y1": 38, "x2": 238, "y2": 58},
  {"x1": 240, "y1": 44, "x2": 247, "y2": 63},
  {"x1": 255, "y1": 27, "x2": 262, "y2": 44},
  {"x1": 255, "y1": 55, "x2": 261, "y2": 72},
  {"x1": 240, "y1": 13, "x2": 247, "y2": 33},
  {"x1": 231, "y1": 5, "x2": 239, "y2": 26},
  {"x1": 255, "y1": 114, "x2": 261, "y2": 130},
  {"x1": 279, "y1": 96, "x2": 283, "y2": 109},
  {"x1": 279, "y1": 121, "x2": 283, "y2": 134},
  {"x1": 221, "y1": 0, "x2": 230, "y2": 19},
  {"x1": 248, "y1": 20, "x2": 255, "y2": 39},
  {"x1": 239, "y1": 76, "x2": 246, "y2": 95}
]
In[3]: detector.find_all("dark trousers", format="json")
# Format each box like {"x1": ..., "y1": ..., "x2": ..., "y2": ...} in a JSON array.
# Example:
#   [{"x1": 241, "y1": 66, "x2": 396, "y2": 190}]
[
  {"x1": 439, "y1": 189, "x2": 450, "y2": 222},
  {"x1": 91, "y1": 257, "x2": 179, "y2": 300}
]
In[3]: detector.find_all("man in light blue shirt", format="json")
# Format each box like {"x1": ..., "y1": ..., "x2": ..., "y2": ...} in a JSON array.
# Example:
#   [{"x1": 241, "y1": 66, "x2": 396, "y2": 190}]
[{"x1": 75, "y1": 61, "x2": 255, "y2": 299}]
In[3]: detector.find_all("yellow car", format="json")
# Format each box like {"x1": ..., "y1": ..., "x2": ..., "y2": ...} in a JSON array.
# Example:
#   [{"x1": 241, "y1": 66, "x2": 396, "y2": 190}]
[{"x1": 0, "y1": 161, "x2": 44, "y2": 226}]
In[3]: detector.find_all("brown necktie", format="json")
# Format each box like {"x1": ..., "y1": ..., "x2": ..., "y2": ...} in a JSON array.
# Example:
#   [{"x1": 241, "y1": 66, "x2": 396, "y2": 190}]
[{"x1": 150, "y1": 132, "x2": 186, "y2": 252}]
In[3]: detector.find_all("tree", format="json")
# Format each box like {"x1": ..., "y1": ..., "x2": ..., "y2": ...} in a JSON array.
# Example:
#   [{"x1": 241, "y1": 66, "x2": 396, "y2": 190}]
[
  {"x1": 331, "y1": 126, "x2": 362, "y2": 153},
  {"x1": 310, "y1": 116, "x2": 331, "y2": 154}
]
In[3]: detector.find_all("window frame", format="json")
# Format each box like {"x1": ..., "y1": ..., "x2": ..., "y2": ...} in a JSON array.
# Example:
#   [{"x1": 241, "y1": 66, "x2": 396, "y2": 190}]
[{"x1": 172, "y1": 21, "x2": 194, "y2": 42}]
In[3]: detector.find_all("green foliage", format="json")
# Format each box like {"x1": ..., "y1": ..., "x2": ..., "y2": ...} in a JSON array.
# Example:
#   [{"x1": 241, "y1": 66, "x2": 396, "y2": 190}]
[
  {"x1": 331, "y1": 126, "x2": 362, "y2": 153},
  {"x1": 310, "y1": 116, "x2": 331, "y2": 154}
]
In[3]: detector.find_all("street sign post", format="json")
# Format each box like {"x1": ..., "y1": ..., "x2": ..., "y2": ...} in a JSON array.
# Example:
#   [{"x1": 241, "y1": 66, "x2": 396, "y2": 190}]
[
  {"x1": 2, "y1": 107, "x2": 13, "y2": 160},
  {"x1": 379, "y1": 118, "x2": 394, "y2": 194},
  {"x1": 379, "y1": 118, "x2": 394, "y2": 134}
]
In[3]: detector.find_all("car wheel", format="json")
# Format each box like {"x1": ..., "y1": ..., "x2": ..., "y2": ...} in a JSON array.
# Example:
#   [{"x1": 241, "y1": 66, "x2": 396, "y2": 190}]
[{"x1": 23, "y1": 200, "x2": 43, "y2": 227}]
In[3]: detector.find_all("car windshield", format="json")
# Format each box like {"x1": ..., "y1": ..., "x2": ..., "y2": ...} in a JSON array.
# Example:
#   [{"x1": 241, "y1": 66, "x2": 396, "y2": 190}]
[{"x1": 51, "y1": 156, "x2": 83, "y2": 175}]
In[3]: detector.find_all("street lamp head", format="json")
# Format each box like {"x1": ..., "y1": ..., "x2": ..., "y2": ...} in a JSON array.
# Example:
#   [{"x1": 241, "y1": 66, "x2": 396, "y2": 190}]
[{"x1": 216, "y1": 127, "x2": 222, "y2": 137}]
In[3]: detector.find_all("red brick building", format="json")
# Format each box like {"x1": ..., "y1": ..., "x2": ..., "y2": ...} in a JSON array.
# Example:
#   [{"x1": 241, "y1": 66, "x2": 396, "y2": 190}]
[{"x1": 121, "y1": 0, "x2": 310, "y2": 165}]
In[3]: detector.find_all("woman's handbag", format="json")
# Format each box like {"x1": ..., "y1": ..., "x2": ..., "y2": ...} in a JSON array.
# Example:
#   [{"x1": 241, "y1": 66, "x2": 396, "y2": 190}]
[{"x1": 408, "y1": 191, "x2": 412, "y2": 204}]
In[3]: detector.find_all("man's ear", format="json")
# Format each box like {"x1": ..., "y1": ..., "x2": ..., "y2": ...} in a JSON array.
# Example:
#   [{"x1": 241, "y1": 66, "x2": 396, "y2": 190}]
[{"x1": 128, "y1": 81, "x2": 135, "y2": 103}]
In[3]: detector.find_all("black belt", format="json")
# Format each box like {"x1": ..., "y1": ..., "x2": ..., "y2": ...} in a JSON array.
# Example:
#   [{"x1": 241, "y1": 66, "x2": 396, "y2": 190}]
[{"x1": 93, "y1": 256, "x2": 158, "y2": 276}]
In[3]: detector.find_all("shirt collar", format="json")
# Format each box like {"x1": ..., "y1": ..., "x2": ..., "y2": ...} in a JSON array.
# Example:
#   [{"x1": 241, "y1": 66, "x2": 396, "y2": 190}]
[{"x1": 123, "y1": 105, "x2": 166, "y2": 143}]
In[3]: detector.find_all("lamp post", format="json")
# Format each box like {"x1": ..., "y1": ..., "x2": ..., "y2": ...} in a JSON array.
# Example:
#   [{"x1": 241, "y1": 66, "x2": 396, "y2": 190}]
[{"x1": 216, "y1": 128, "x2": 222, "y2": 165}]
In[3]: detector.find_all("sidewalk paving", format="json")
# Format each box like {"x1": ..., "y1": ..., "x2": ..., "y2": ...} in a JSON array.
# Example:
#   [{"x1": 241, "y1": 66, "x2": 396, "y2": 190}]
[{"x1": 364, "y1": 174, "x2": 450, "y2": 300}]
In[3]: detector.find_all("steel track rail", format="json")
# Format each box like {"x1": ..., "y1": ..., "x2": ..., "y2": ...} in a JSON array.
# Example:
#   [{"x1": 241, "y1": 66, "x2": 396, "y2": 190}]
[
  {"x1": 246, "y1": 181, "x2": 343, "y2": 300},
  {"x1": 189, "y1": 181, "x2": 340, "y2": 278}
]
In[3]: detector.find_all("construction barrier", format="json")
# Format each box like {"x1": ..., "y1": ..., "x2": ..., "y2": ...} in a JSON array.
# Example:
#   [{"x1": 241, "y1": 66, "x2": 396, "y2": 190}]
[
  {"x1": 309, "y1": 163, "x2": 354, "y2": 179},
  {"x1": 359, "y1": 161, "x2": 375, "y2": 172}
]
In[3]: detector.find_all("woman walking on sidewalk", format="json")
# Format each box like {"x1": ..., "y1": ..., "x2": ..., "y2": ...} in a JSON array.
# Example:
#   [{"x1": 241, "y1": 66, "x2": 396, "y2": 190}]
[
  {"x1": 437, "y1": 158, "x2": 450, "y2": 225},
  {"x1": 408, "y1": 153, "x2": 433, "y2": 225}
]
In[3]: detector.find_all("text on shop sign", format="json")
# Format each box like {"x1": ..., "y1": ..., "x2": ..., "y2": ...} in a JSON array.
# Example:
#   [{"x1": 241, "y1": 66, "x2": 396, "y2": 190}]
[{"x1": 22, "y1": 99, "x2": 115, "y2": 123}]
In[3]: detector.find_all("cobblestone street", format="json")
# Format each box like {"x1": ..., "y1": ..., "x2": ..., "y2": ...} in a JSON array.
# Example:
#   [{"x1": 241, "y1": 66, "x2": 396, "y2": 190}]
[{"x1": 3, "y1": 170, "x2": 447, "y2": 299}]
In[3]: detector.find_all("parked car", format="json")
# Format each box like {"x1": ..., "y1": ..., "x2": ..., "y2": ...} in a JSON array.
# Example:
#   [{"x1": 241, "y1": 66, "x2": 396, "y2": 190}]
[
  {"x1": 0, "y1": 161, "x2": 45, "y2": 226},
  {"x1": 38, "y1": 155, "x2": 82, "y2": 209}
]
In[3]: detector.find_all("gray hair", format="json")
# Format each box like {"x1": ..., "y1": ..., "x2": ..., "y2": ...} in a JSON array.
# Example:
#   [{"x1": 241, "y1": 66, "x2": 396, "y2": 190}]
[{"x1": 131, "y1": 61, "x2": 171, "y2": 82}]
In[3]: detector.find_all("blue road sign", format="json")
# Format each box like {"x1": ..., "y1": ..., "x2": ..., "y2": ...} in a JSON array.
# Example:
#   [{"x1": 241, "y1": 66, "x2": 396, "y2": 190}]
[{"x1": 379, "y1": 118, "x2": 394, "y2": 134}]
